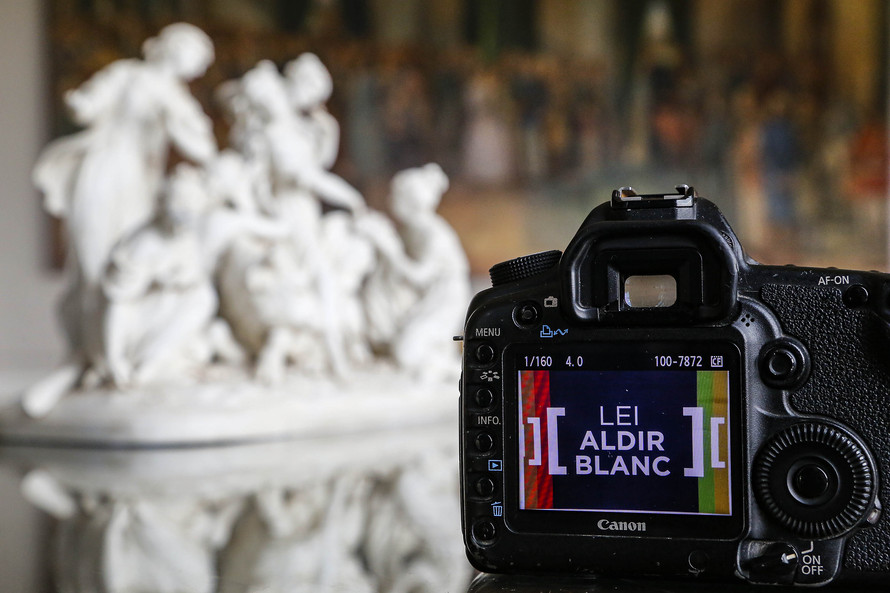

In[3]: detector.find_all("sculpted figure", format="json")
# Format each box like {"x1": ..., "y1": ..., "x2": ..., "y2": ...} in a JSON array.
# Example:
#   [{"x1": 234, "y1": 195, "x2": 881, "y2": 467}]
[
  {"x1": 361, "y1": 164, "x2": 470, "y2": 381},
  {"x1": 217, "y1": 60, "x2": 372, "y2": 381},
  {"x1": 284, "y1": 53, "x2": 340, "y2": 172},
  {"x1": 33, "y1": 22, "x2": 217, "y2": 287},
  {"x1": 23, "y1": 23, "x2": 217, "y2": 416},
  {"x1": 235, "y1": 59, "x2": 364, "y2": 216},
  {"x1": 103, "y1": 163, "x2": 289, "y2": 387},
  {"x1": 249, "y1": 211, "x2": 376, "y2": 383},
  {"x1": 101, "y1": 166, "x2": 221, "y2": 387}
]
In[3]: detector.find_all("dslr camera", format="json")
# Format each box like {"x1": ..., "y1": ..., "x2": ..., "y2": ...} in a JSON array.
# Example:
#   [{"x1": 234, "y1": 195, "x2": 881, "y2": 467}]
[{"x1": 459, "y1": 186, "x2": 889, "y2": 586}]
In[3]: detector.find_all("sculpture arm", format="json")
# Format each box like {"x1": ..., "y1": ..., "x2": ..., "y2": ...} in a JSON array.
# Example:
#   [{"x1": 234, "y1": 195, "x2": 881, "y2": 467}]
[
  {"x1": 164, "y1": 83, "x2": 218, "y2": 164},
  {"x1": 101, "y1": 231, "x2": 170, "y2": 301},
  {"x1": 308, "y1": 108, "x2": 340, "y2": 170},
  {"x1": 355, "y1": 212, "x2": 405, "y2": 261},
  {"x1": 64, "y1": 61, "x2": 133, "y2": 125},
  {"x1": 356, "y1": 213, "x2": 440, "y2": 288},
  {"x1": 103, "y1": 253, "x2": 156, "y2": 301},
  {"x1": 386, "y1": 222, "x2": 460, "y2": 288},
  {"x1": 299, "y1": 167, "x2": 366, "y2": 213},
  {"x1": 242, "y1": 214, "x2": 291, "y2": 241}
]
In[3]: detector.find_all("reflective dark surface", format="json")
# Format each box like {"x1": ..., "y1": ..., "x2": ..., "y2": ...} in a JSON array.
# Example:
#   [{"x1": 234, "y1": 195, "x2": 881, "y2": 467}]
[
  {"x1": 0, "y1": 431, "x2": 467, "y2": 593},
  {"x1": 467, "y1": 572, "x2": 882, "y2": 593}
]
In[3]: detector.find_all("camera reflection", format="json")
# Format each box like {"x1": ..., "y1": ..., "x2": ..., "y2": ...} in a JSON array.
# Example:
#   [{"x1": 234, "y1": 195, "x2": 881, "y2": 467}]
[{"x1": 467, "y1": 572, "x2": 870, "y2": 593}]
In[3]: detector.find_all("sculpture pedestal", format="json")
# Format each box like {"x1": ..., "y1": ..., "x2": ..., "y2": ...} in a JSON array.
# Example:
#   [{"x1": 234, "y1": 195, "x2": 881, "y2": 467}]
[{"x1": 0, "y1": 368, "x2": 454, "y2": 446}]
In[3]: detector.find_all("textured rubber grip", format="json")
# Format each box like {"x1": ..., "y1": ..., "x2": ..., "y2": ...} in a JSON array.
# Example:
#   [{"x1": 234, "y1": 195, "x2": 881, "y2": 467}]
[{"x1": 762, "y1": 283, "x2": 890, "y2": 573}]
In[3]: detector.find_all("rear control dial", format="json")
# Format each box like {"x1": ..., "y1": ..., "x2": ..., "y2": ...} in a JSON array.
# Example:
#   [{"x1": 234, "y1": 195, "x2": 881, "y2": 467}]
[{"x1": 753, "y1": 422, "x2": 874, "y2": 538}]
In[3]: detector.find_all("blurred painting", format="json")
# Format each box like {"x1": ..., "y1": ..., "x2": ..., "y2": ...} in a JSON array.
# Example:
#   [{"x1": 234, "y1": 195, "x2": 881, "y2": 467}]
[{"x1": 46, "y1": 0, "x2": 888, "y2": 272}]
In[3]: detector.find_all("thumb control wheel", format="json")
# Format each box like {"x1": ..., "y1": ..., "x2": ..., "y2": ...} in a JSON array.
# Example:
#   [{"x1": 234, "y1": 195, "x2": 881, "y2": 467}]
[{"x1": 753, "y1": 422, "x2": 874, "y2": 538}]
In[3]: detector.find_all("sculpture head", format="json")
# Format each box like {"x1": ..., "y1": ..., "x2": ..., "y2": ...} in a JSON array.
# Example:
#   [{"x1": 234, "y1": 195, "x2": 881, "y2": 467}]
[
  {"x1": 164, "y1": 164, "x2": 210, "y2": 228},
  {"x1": 390, "y1": 164, "x2": 449, "y2": 223},
  {"x1": 143, "y1": 23, "x2": 214, "y2": 80},
  {"x1": 284, "y1": 53, "x2": 333, "y2": 111},
  {"x1": 241, "y1": 61, "x2": 292, "y2": 121}
]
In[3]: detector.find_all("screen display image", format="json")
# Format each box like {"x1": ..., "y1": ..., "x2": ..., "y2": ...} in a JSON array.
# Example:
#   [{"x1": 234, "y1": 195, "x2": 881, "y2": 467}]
[{"x1": 517, "y1": 347, "x2": 734, "y2": 518}]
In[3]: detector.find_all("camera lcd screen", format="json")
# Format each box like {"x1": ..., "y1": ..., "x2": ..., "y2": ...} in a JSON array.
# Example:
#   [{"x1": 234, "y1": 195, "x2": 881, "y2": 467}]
[{"x1": 515, "y1": 343, "x2": 737, "y2": 520}]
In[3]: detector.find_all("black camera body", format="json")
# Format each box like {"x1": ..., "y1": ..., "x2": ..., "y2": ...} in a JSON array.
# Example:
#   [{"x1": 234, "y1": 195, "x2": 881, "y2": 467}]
[{"x1": 459, "y1": 186, "x2": 890, "y2": 586}]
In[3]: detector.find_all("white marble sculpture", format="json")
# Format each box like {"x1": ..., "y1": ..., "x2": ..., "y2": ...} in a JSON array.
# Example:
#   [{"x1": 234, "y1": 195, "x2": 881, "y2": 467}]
[
  {"x1": 10, "y1": 24, "x2": 474, "y2": 593},
  {"x1": 15, "y1": 25, "x2": 470, "y2": 442}
]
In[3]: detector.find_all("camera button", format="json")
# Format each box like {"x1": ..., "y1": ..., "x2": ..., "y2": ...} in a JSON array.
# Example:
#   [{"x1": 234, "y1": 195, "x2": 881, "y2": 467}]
[
  {"x1": 475, "y1": 388, "x2": 495, "y2": 408},
  {"x1": 475, "y1": 432, "x2": 495, "y2": 453},
  {"x1": 759, "y1": 339, "x2": 810, "y2": 389},
  {"x1": 471, "y1": 520, "x2": 497, "y2": 544},
  {"x1": 753, "y1": 423, "x2": 874, "y2": 539},
  {"x1": 766, "y1": 349, "x2": 797, "y2": 379},
  {"x1": 475, "y1": 477, "x2": 496, "y2": 498},
  {"x1": 843, "y1": 284, "x2": 869, "y2": 308},
  {"x1": 475, "y1": 344, "x2": 496, "y2": 365},
  {"x1": 791, "y1": 463, "x2": 831, "y2": 503},
  {"x1": 687, "y1": 550, "x2": 710, "y2": 574},
  {"x1": 512, "y1": 302, "x2": 542, "y2": 327}
]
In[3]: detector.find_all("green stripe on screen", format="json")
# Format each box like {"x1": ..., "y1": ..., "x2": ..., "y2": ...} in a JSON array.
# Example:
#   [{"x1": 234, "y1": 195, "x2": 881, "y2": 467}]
[{"x1": 697, "y1": 371, "x2": 716, "y2": 514}]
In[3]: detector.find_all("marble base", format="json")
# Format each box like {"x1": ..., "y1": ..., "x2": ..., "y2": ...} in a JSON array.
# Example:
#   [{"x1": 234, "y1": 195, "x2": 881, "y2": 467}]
[{"x1": 0, "y1": 368, "x2": 456, "y2": 447}]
